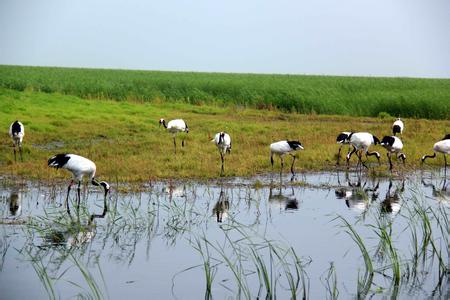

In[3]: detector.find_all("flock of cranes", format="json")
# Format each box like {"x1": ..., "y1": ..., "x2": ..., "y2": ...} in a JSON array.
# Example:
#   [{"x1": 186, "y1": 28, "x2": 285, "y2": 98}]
[{"x1": 6, "y1": 117, "x2": 450, "y2": 214}]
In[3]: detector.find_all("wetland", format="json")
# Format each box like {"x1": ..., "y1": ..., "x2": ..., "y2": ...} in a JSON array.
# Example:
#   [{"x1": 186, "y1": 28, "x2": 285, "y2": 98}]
[{"x1": 0, "y1": 169, "x2": 448, "y2": 299}]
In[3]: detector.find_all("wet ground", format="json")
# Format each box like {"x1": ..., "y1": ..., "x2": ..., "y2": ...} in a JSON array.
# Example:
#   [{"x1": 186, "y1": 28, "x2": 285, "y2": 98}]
[{"x1": 0, "y1": 170, "x2": 448, "y2": 299}]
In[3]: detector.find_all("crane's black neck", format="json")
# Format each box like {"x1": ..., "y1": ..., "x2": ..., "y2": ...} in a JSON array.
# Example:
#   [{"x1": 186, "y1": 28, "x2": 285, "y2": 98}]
[
  {"x1": 421, "y1": 153, "x2": 436, "y2": 163},
  {"x1": 92, "y1": 178, "x2": 110, "y2": 197}
]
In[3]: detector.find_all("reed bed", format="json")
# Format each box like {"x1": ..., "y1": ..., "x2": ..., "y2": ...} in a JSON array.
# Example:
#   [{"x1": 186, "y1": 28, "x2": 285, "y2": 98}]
[{"x1": 0, "y1": 65, "x2": 449, "y2": 119}]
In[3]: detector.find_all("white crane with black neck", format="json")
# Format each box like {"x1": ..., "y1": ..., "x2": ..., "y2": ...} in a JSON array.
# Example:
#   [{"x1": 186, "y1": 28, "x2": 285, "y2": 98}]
[
  {"x1": 380, "y1": 136, "x2": 406, "y2": 171},
  {"x1": 270, "y1": 140, "x2": 304, "y2": 175},
  {"x1": 9, "y1": 120, "x2": 25, "y2": 162},
  {"x1": 392, "y1": 118, "x2": 404, "y2": 136},
  {"x1": 159, "y1": 118, "x2": 189, "y2": 154},
  {"x1": 211, "y1": 132, "x2": 231, "y2": 176},
  {"x1": 422, "y1": 134, "x2": 450, "y2": 176},
  {"x1": 48, "y1": 154, "x2": 110, "y2": 214},
  {"x1": 346, "y1": 132, "x2": 381, "y2": 170}
]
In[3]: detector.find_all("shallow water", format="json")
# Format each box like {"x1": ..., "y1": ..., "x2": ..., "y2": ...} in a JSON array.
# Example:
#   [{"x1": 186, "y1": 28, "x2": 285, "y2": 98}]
[{"x1": 0, "y1": 170, "x2": 448, "y2": 299}]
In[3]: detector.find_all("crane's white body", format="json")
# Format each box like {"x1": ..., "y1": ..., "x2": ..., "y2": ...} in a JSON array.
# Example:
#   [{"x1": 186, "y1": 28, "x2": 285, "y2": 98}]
[
  {"x1": 49, "y1": 154, "x2": 97, "y2": 182},
  {"x1": 270, "y1": 140, "x2": 304, "y2": 175},
  {"x1": 433, "y1": 139, "x2": 450, "y2": 154},
  {"x1": 381, "y1": 136, "x2": 403, "y2": 154},
  {"x1": 346, "y1": 132, "x2": 381, "y2": 169},
  {"x1": 347, "y1": 132, "x2": 378, "y2": 153},
  {"x1": 431, "y1": 137, "x2": 450, "y2": 174},
  {"x1": 9, "y1": 121, "x2": 24, "y2": 144},
  {"x1": 212, "y1": 132, "x2": 231, "y2": 175},
  {"x1": 48, "y1": 153, "x2": 110, "y2": 214},
  {"x1": 165, "y1": 119, "x2": 188, "y2": 134},
  {"x1": 392, "y1": 118, "x2": 404, "y2": 135},
  {"x1": 270, "y1": 141, "x2": 303, "y2": 156},
  {"x1": 421, "y1": 135, "x2": 450, "y2": 175},
  {"x1": 381, "y1": 136, "x2": 405, "y2": 170},
  {"x1": 212, "y1": 132, "x2": 231, "y2": 154},
  {"x1": 9, "y1": 120, "x2": 25, "y2": 161},
  {"x1": 159, "y1": 118, "x2": 189, "y2": 153}
]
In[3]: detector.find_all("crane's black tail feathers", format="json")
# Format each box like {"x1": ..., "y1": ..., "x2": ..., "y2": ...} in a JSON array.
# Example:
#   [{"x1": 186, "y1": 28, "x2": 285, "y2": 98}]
[
  {"x1": 392, "y1": 125, "x2": 401, "y2": 135},
  {"x1": 48, "y1": 154, "x2": 70, "y2": 169}
]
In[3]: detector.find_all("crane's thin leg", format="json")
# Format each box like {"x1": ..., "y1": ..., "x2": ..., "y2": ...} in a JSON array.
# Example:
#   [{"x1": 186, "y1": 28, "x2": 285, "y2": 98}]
[
  {"x1": 13, "y1": 145, "x2": 17, "y2": 162},
  {"x1": 361, "y1": 152, "x2": 368, "y2": 169},
  {"x1": 220, "y1": 152, "x2": 224, "y2": 176},
  {"x1": 77, "y1": 181, "x2": 81, "y2": 211},
  {"x1": 336, "y1": 146, "x2": 342, "y2": 166},
  {"x1": 445, "y1": 155, "x2": 447, "y2": 177},
  {"x1": 182, "y1": 138, "x2": 185, "y2": 147},
  {"x1": 280, "y1": 156, "x2": 284, "y2": 176},
  {"x1": 66, "y1": 180, "x2": 74, "y2": 215},
  {"x1": 19, "y1": 144, "x2": 23, "y2": 162},
  {"x1": 359, "y1": 152, "x2": 364, "y2": 171},
  {"x1": 290, "y1": 155, "x2": 296, "y2": 175},
  {"x1": 347, "y1": 146, "x2": 356, "y2": 169},
  {"x1": 356, "y1": 151, "x2": 361, "y2": 170},
  {"x1": 270, "y1": 154, "x2": 274, "y2": 170},
  {"x1": 386, "y1": 152, "x2": 392, "y2": 172},
  {"x1": 173, "y1": 137, "x2": 177, "y2": 154}
]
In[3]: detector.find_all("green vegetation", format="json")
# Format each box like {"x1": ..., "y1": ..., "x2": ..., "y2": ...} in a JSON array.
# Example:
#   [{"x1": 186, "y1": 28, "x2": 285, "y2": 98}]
[
  {"x1": 1, "y1": 88, "x2": 449, "y2": 181},
  {"x1": 0, "y1": 65, "x2": 449, "y2": 119}
]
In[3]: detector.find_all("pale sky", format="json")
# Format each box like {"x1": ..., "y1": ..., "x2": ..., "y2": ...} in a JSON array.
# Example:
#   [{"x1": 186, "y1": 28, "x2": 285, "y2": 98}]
[{"x1": 1, "y1": 0, "x2": 449, "y2": 78}]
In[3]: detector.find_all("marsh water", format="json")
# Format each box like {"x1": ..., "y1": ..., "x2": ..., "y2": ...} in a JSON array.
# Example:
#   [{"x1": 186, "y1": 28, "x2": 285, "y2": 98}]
[{"x1": 0, "y1": 170, "x2": 448, "y2": 299}]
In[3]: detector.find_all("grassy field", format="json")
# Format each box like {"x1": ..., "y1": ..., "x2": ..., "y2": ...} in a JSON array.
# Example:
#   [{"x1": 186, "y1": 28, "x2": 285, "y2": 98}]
[
  {"x1": 0, "y1": 65, "x2": 449, "y2": 119},
  {"x1": 0, "y1": 88, "x2": 449, "y2": 182}
]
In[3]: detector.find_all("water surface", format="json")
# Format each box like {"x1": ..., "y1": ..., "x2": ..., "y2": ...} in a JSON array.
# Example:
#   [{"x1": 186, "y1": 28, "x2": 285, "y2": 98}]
[{"x1": 0, "y1": 170, "x2": 448, "y2": 299}]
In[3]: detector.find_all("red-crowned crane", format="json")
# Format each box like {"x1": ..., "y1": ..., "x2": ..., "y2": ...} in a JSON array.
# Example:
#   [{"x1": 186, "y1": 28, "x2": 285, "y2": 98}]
[
  {"x1": 48, "y1": 154, "x2": 110, "y2": 214},
  {"x1": 159, "y1": 118, "x2": 189, "y2": 154},
  {"x1": 422, "y1": 134, "x2": 450, "y2": 176},
  {"x1": 9, "y1": 120, "x2": 24, "y2": 162},
  {"x1": 392, "y1": 118, "x2": 404, "y2": 136},
  {"x1": 346, "y1": 132, "x2": 381, "y2": 170},
  {"x1": 380, "y1": 136, "x2": 406, "y2": 171},
  {"x1": 211, "y1": 132, "x2": 231, "y2": 176},
  {"x1": 270, "y1": 140, "x2": 304, "y2": 175},
  {"x1": 336, "y1": 131, "x2": 352, "y2": 165}
]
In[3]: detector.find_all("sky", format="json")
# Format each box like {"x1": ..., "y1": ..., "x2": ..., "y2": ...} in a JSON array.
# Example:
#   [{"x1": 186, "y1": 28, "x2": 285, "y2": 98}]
[{"x1": 1, "y1": 0, "x2": 449, "y2": 78}]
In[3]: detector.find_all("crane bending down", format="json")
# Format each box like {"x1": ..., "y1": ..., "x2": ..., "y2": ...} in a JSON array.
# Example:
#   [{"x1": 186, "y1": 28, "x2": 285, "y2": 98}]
[
  {"x1": 422, "y1": 134, "x2": 450, "y2": 176},
  {"x1": 9, "y1": 120, "x2": 24, "y2": 162},
  {"x1": 159, "y1": 119, "x2": 189, "y2": 153},
  {"x1": 380, "y1": 136, "x2": 406, "y2": 171},
  {"x1": 48, "y1": 154, "x2": 110, "y2": 214},
  {"x1": 270, "y1": 140, "x2": 304, "y2": 175},
  {"x1": 346, "y1": 132, "x2": 381, "y2": 170},
  {"x1": 211, "y1": 132, "x2": 231, "y2": 176}
]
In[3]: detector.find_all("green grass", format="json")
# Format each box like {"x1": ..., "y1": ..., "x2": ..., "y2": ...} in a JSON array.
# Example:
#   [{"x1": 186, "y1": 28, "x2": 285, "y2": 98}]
[
  {"x1": 1, "y1": 87, "x2": 449, "y2": 181},
  {"x1": 0, "y1": 65, "x2": 449, "y2": 119}
]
